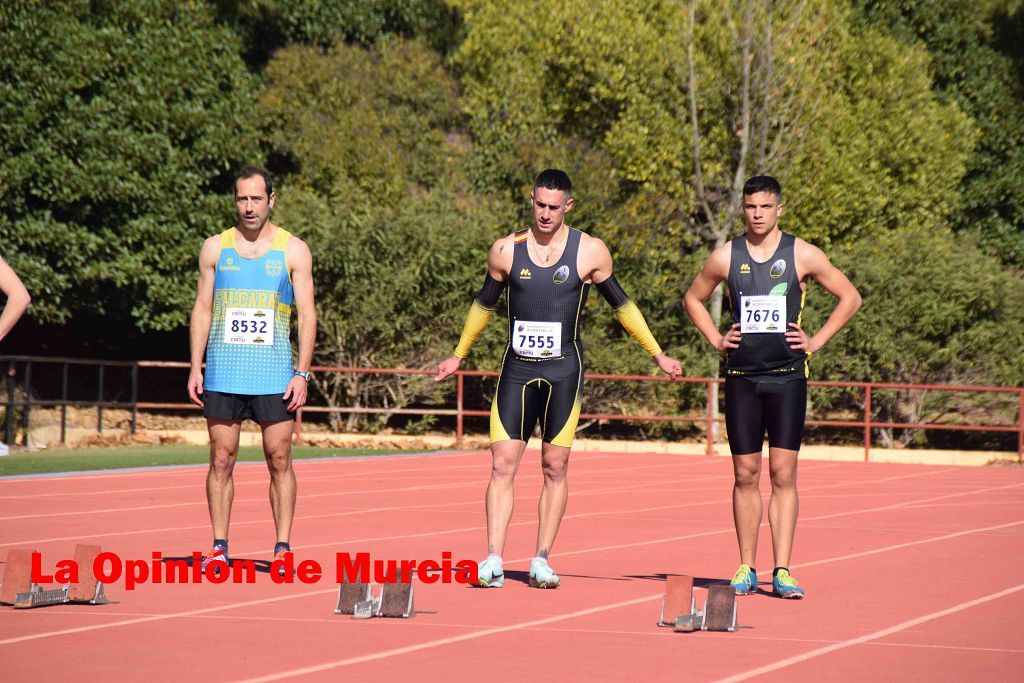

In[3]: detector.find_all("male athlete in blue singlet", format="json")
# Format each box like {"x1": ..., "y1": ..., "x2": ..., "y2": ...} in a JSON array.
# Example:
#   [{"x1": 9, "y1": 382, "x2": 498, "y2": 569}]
[
  {"x1": 684, "y1": 176, "x2": 861, "y2": 599},
  {"x1": 188, "y1": 166, "x2": 316, "y2": 572},
  {"x1": 436, "y1": 169, "x2": 682, "y2": 589}
]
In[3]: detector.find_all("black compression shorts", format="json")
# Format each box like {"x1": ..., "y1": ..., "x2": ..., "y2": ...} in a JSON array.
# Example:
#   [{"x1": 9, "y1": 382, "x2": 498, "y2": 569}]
[
  {"x1": 724, "y1": 376, "x2": 806, "y2": 455},
  {"x1": 202, "y1": 390, "x2": 295, "y2": 423},
  {"x1": 490, "y1": 348, "x2": 584, "y2": 448}
]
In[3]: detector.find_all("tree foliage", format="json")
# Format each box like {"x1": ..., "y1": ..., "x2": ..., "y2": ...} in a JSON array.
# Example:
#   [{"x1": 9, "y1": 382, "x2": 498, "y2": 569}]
[
  {"x1": 854, "y1": 0, "x2": 1024, "y2": 265},
  {"x1": 0, "y1": 0, "x2": 258, "y2": 331},
  {"x1": 804, "y1": 224, "x2": 1024, "y2": 445},
  {"x1": 260, "y1": 38, "x2": 510, "y2": 427},
  {"x1": 2, "y1": 0, "x2": 1021, "y2": 443},
  {"x1": 213, "y1": 0, "x2": 462, "y2": 65}
]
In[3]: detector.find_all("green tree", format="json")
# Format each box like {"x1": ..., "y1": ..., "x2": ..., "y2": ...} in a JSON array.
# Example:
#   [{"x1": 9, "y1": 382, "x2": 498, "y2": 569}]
[
  {"x1": 213, "y1": 0, "x2": 461, "y2": 66},
  {"x1": 0, "y1": 0, "x2": 258, "y2": 331},
  {"x1": 450, "y1": 0, "x2": 980, "y2": 440},
  {"x1": 805, "y1": 224, "x2": 1024, "y2": 446},
  {"x1": 260, "y1": 38, "x2": 512, "y2": 429},
  {"x1": 854, "y1": 0, "x2": 1024, "y2": 266}
]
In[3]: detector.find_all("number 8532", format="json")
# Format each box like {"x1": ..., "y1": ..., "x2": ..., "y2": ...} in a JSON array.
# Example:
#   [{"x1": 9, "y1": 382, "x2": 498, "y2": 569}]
[{"x1": 231, "y1": 320, "x2": 268, "y2": 334}]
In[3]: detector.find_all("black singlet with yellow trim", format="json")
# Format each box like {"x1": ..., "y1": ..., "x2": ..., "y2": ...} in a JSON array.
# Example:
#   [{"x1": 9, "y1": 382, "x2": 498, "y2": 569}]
[
  {"x1": 490, "y1": 228, "x2": 590, "y2": 447},
  {"x1": 725, "y1": 231, "x2": 807, "y2": 380}
]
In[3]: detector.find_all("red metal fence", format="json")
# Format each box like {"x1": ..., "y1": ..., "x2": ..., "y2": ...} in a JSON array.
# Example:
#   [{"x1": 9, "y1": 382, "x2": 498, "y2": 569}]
[{"x1": 3, "y1": 356, "x2": 1022, "y2": 462}]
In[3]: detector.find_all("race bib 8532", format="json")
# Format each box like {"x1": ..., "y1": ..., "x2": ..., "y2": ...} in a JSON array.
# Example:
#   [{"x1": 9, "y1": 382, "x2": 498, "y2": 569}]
[{"x1": 223, "y1": 307, "x2": 275, "y2": 345}]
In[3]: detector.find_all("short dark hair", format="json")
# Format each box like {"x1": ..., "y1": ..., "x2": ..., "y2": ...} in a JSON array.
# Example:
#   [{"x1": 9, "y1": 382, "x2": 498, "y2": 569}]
[
  {"x1": 235, "y1": 165, "x2": 274, "y2": 196},
  {"x1": 534, "y1": 168, "x2": 572, "y2": 195},
  {"x1": 743, "y1": 175, "x2": 782, "y2": 200}
]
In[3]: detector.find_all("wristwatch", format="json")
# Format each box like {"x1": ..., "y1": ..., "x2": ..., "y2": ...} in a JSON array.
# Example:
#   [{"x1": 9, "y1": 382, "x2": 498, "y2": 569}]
[{"x1": 293, "y1": 370, "x2": 311, "y2": 381}]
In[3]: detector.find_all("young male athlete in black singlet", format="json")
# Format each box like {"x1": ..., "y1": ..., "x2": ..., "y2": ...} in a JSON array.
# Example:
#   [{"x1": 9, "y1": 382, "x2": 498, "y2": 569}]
[
  {"x1": 436, "y1": 169, "x2": 682, "y2": 589},
  {"x1": 683, "y1": 176, "x2": 861, "y2": 599}
]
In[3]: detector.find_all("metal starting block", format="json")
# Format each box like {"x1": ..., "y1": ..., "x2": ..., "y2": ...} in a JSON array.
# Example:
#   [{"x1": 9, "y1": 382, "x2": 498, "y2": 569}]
[
  {"x1": 658, "y1": 575, "x2": 699, "y2": 628},
  {"x1": 702, "y1": 584, "x2": 738, "y2": 632},
  {"x1": 378, "y1": 581, "x2": 414, "y2": 618},
  {"x1": 335, "y1": 581, "x2": 372, "y2": 615},
  {"x1": 335, "y1": 580, "x2": 415, "y2": 619},
  {"x1": 1, "y1": 549, "x2": 37, "y2": 605},
  {"x1": 15, "y1": 585, "x2": 70, "y2": 609},
  {"x1": 658, "y1": 576, "x2": 738, "y2": 633},
  {"x1": 6, "y1": 545, "x2": 111, "y2": 609}
]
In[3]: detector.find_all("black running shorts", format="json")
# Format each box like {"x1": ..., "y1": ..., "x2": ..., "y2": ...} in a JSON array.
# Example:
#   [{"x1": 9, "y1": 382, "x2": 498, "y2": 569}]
[
  {"x1": 490, "y1": 349, "x2": 584, "y2": 448},
  {"x1": 201, "y1": 390, "x2": 295, "y2": 423},
  {"x1": 724, "y1": 376, "x2": 806, "y2": 455}
]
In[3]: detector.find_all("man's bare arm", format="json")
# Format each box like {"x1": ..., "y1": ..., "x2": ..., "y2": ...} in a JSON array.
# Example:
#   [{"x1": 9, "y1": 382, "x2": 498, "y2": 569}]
[
  {"x1": 188, "y1": 237, "x2": 220, "y2": 406},
  {"x1": 582, "y1": 235, "x2": 682, "y2": 379},
  {"x1": 436, "y1": 236, "x2": 513, "y2": 381},
  {"x1": 683, "y1": 245, "x2": 738, "y2": 353},
  {"x1": 283, "y1": 238, "x2": 316, "y2": 411},
  {"x1": 0, "y1": 256, "x2": 30, "y2": 344},
  {"x1": 789, "y1": 240, "x2": 862, "y2": 353}
]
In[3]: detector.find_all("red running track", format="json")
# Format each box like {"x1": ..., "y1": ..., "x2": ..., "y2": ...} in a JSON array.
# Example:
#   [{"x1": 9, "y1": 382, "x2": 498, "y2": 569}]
[{"x1": 1, "y1": 450, "x2": 1023, "y2": 682}]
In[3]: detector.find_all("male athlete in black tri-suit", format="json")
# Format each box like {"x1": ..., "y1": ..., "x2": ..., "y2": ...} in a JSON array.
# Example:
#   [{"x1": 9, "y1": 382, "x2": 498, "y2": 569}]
[{"x1": 437, "y1": 169, "x2": 682, "y2": 589}]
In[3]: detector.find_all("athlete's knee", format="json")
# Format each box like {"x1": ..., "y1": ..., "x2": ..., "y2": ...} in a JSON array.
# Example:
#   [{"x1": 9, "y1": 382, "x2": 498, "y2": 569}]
[
  {"x1": 733, "y1": 457, "x2": 761, "y2": 489},
  {"x1": 769, "y1": 463, "x2": 797, "y2": 490},
  {"x1": 541, "y1": 452, "x2": 569, "y2": 483},
  {"x1": 490, "y1": 451, "x2": 518, "y2": 481},
  {"x1": 264, "y1": 448, "x2": 292, "y2": 476},
  {"x1": 209, "y1": 445, "x2": 237, "y2": 477}
]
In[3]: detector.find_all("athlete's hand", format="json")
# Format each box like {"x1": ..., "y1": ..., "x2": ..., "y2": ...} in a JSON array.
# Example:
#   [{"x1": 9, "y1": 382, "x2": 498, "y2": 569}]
[
  {"x1": 785, "y1": 322, "x2": 820, "y2": 353},
  {"x1": 715, "y1": 324, "x2": 741, "y2": 354},
  {"x1": 187, "y1": 370, "x2": 205, "y2": 408},
  {"x1": 435, "y1": 355, "x2": 462, "y2": 382},
  {"x1": 284, "y1": 375, "x2": 309, "y2": 412},
  {"x1": 654, "y1": 353, "x2": 682, "y2": 380}
]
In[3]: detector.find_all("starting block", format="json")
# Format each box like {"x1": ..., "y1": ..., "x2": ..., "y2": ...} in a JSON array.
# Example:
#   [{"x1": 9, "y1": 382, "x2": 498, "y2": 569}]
[
  {"x1": 378, "y1": 581, "x2": 414, "y2": 618},
  {"x1": 5, "y1": 545, "x2": 111, "y2": 609},
  {"x1": 658, "y1": 576, "x2": 738, "y2": 633},
  {"x1": 334, "y1": 580, "x2": 372, "y2": 615},
  {"x1": 658, "y1": 575, "x2": 699, "y2": 628},
  {"x1": 702, "y1": 584, "x2": 738, "y2": 632},
  {"x1": 66, "y1": 544, "x2": 109, "y2": 605},
  {"x1": 335, "y1": 580, "x2": 415, "y2": 619},
  {"x1": 1, "y1": 549, "x2": 37, "y2": 605}
]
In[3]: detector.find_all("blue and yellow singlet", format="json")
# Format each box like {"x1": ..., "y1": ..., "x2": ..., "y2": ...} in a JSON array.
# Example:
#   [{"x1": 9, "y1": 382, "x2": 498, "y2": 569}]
[{"x1": 204, "y1": 228, "x2": 294, "y2": 395}]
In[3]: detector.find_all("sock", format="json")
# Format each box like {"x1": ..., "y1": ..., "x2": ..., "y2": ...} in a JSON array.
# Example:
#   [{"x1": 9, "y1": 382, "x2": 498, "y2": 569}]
[
  {"x1": 773, "y1": 567, "x2": 788, "y2": 578},
  {"x1": 213, "y1": 539, "x2": 228, "y2": 551},
  {"x1": 274, "y1": 542, "x2": 291, "y2": 555}
]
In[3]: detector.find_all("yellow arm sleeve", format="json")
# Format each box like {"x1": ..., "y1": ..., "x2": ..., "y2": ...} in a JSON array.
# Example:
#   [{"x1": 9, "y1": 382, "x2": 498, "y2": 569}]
[
  {"x1": 614, "y1": 300, "x2": 663, "y2": 357},
  {"x1": 453, "y1": 301, "x2": 494, "y2": 359}
]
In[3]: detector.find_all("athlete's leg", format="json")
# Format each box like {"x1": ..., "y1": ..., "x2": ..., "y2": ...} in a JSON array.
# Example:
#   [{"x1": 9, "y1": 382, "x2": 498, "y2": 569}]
[
  {"x1": 764, "y1": 380, "x2": 806, "y2": 569},
  {"x1": 207, "y1": 418, "x2": 242, "y2": 539},
  {"x1": 261, "y1": 419, "x2": 297, "y2": 544},
  {"x1": 732, "y1": 452, "x2": 763, "y2": 566},
  {"x1": 725, "y1": 377, "x2": 767, "y2": 568},
  {"x1": 767, "y1": 447, "x2": 799, "y2": 567},
  {"x1": 486, "y1": 439, "x2": 528, "y2": 556},
  {"x1": 534, "y1": 352, "x2": 583, "y2": 558},
  {"x1": 536, "y1": 442, "x2": 570, "y2": 557},
  {"x1": 486, "y1": 359, "x2": 539, "y2": 558}
]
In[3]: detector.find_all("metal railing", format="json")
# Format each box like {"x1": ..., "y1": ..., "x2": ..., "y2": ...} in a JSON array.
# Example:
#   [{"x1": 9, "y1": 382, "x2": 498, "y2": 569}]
[{"x1": 2, "y1": 356, "x2": 1022, "y2": 462}]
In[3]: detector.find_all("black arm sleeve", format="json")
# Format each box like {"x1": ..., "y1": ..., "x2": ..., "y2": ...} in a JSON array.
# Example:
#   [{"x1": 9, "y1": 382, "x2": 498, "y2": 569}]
[
  {"x1": 595, "y1": 274, "x2": 630, "y2": 309},
  {"x1": 476, "y1": 274, "x2": 507, "y2": 309}
]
